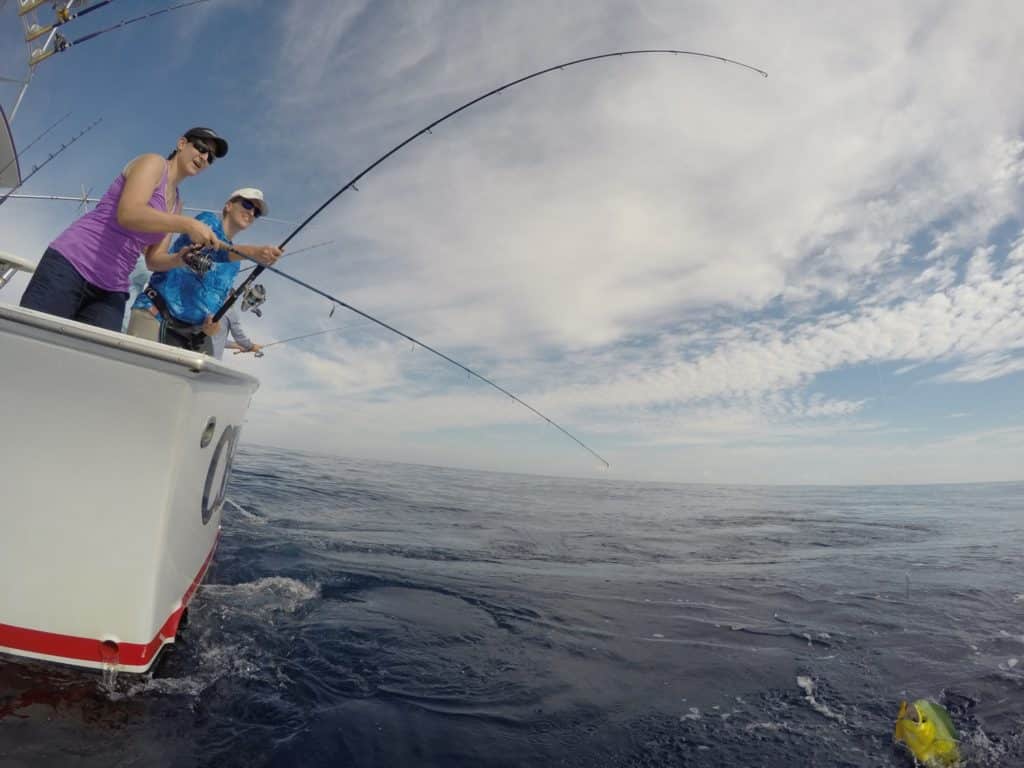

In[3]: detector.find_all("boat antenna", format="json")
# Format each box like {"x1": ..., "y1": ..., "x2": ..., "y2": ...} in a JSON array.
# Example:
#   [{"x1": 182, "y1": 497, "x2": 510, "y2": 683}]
[
  {"x1": 214, "y1": 49, "x2": 766, "y2": 323},
  {"x1": 232, "y1": 255, "x2": 612, "y2": 468},
  {"x1": 0, "y1": 116, "x2": 101, "y2": 207}
]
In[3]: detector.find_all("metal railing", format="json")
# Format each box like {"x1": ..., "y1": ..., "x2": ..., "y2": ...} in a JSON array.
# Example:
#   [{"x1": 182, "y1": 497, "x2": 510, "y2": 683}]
[{"x1": 0, "y1": 251, "x2": 35, "y2": 291}]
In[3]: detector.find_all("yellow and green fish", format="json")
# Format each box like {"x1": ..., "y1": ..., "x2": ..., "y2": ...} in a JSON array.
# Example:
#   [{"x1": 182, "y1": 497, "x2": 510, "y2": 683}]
[{"x1": 893, "y1": 699, "x2": 961, "y2": 766}]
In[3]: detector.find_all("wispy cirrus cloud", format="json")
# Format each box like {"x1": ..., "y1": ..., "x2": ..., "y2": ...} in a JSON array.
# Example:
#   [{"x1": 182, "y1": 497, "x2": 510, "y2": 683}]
[{"x1": 2, "y1": 1, "x2": 1023, "y2": 482}]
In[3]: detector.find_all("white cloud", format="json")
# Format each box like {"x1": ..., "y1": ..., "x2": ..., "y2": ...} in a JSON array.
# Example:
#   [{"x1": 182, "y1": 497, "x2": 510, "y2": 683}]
[
  {"x1": 4, "y1": 1, "x2": 1024, "y2": 482},
  {"x1": 937, "y1": 352, "x2": 1024, "y2": 384}
]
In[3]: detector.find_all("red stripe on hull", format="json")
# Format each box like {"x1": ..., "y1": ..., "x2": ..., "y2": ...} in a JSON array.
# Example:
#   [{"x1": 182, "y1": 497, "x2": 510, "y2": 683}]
[{"x1": 0, "y1": 531, "x2": 220, "y2": 671}]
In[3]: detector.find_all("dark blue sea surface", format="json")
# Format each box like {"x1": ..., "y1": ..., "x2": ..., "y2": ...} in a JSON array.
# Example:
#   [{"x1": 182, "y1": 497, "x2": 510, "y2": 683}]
[{"x1": 2, "y1": 445, "x2": 1022, "y2": 767}]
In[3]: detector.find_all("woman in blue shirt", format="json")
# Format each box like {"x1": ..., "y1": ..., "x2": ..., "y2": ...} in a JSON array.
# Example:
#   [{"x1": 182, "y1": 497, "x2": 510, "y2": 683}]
[{"x1": 128, "y1": 187, "x2": 281, "y2": 354}]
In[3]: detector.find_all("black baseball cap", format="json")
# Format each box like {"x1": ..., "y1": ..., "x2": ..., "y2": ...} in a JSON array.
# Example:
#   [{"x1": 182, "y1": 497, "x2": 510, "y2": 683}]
[{"x1": 183, "y1": 127, "x2": 228, "y2": 158}]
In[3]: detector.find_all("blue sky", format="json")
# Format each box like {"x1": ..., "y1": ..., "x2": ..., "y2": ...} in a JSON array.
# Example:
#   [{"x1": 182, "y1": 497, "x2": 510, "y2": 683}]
[{"x1": 1, "y1": 0, "x2": 1023, "y2": 484}]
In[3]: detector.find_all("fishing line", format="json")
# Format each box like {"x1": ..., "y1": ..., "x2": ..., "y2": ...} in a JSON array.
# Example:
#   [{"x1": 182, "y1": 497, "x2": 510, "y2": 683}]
[
  {"x1": 238, "y1": 240, "x2": 334, "y2": 273},
  {"x1": 252, "y1": 298, "x2": 464, "y2": 353},
  {"x1": 228, "y1": 253, "x2": 611, "y2": 468},
  {"x1": 214, "y1": 48, "x2": 766, "y2": 322}
]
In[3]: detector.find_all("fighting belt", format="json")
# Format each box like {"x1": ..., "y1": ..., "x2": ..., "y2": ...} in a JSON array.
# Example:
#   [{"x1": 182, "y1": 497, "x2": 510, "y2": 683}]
[{"x1": 144, "y1": 286, "x2": 214, "y2": 356}]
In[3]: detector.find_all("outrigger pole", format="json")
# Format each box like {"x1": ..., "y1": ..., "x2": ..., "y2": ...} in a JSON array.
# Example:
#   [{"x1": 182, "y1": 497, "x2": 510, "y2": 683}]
[
  {"x1": 21, "y1": 0, "x2": 114, "y2": 42},
  {"x1": 0, "y1": 116, "x2": 100, "y2": 206},
  {"x1": 25, "y1": 0, "x2": 213, "y2": 65},
  {"x1": 0, "y1": 110, "x2": 69, "y2": 182},
  {"x1": 2, "y1": 190, "x2": 296, "y2": 224}
]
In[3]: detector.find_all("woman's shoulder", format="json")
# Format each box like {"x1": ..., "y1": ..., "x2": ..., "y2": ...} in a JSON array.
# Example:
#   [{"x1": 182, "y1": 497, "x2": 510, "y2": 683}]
[{"x1": 122, "y1": 153, "x2": 166, "y2": 178}]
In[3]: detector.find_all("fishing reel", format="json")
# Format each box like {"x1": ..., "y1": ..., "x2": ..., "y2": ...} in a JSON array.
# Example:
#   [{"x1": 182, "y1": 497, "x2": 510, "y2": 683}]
[
  {"x1": 241, "y1": 283, "x2": 267, "y2": 317},
  {"x1": 181, "y1": 245, "x2": 215, "y2": 277}
]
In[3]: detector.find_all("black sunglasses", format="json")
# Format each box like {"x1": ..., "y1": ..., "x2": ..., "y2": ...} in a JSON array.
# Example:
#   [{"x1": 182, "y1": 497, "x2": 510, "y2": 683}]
[
  {"x1": 235, "y1": 198, "x2": 261, "y2": 218},
  {"x1": 188, "y1": 138, "x2": 215, "y2": 165}
]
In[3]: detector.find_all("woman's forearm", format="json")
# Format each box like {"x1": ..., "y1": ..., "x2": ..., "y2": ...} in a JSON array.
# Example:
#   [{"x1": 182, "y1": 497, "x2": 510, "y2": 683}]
[
  {"x1": 117, "y1": 206, "x2": 195, "y2": 235},
  {"x1": 143, "y1": 236, "x2": 183, "y2": 271},
  {"x1": 227, "y1": 243, "x2": 258, "y2": 262}
]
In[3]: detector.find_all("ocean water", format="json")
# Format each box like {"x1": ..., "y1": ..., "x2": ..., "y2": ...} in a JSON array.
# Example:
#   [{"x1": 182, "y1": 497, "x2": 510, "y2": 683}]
[{"x1": 1, "y1": 445, "x2": 1022, "y2": 767}]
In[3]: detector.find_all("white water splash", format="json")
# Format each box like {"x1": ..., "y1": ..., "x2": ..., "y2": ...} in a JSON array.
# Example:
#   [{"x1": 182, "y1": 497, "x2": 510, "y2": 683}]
[
  {"x1": 106, "y1": 581, "x2": 314, "y2": 702},
  {"x1": 796, "y1": 675, "x2": 846, "y2": 724},
  {"x1": 744, "y1": 721, "x2": 785, "y2": 732},
  {"x1": 224, "y1": 496, "x2": 265, "y2": 524},
  {"x1": 202, "y1": 576, "x2": 321, "y2": 617}
]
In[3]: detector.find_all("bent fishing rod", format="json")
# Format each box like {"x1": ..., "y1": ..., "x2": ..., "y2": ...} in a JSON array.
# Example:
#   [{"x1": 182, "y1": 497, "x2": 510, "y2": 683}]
[
  {"x1": 210, "y1": 49, "x2": 766, "y2": 464},
  {"x1": 215, "y1": 48, "x2": 766, "y2": 322}
]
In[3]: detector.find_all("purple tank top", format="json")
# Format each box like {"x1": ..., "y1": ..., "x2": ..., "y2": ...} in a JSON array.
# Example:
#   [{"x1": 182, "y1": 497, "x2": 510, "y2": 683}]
[{"x1": 50, "y1": 160, "x2": 180, "y2": 292}]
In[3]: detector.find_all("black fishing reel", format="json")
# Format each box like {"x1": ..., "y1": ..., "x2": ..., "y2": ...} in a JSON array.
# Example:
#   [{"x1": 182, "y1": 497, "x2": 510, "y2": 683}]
[
  {"x1": 241, "y1": 283, "x2": 267, "y2": 317},
  {"x1": 181, "y1": 246, "x2": 215, "y2": 277}
]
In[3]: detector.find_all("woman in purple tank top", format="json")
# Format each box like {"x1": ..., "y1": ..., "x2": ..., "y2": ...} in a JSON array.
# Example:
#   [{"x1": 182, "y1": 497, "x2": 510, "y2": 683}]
[{"x1": 19, "y1": 127, "x2": 229, "y2": 331}]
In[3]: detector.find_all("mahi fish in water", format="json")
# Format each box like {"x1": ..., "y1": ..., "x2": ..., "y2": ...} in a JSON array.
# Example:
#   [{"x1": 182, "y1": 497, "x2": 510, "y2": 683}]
[{"x1": 893, "y1": 699, "x2": 961, "y2": 766}]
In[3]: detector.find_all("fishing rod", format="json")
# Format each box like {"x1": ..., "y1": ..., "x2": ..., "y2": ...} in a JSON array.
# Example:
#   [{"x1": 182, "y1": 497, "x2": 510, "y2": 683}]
[
  {"x1": 0, "y1": 110, "x2": 70, "y2": 182},
  {"x1": 30, "y1": 0, "x2": 212, "y2": 63},
  {"x1": 237, "y1": 256, "x2": 612, "y2": 468},
  {"x1": 23, "y1": 0, "x2": 115, "y2": 43},
  {"x1": 251, "y1": 324, "x2": 355, "y2": 354},
  {"x1": 214, "y1": 48, "x2": 766, "y2": 323},
  {"x1": 0, "y1": 117, "x2": 101, "y2": 207}
]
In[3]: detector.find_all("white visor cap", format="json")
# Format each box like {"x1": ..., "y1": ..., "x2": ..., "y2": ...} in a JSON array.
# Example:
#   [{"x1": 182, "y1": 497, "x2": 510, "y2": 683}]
[{"x1": 229, "y1": 187, "x2": 268, "y2": 216}]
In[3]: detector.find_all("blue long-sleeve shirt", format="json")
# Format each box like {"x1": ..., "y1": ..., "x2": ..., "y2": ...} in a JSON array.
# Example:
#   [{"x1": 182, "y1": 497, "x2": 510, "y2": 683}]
[
  {"x1": 132, "y1": 211, "x2": 239, "y2": 325},
  {"x1": 212, "y1": 307, "x2": 254, "y2": 359}
]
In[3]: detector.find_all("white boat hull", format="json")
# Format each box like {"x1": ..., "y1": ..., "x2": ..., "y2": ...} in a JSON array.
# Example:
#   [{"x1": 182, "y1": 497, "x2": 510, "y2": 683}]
[{"x1": 0, "y1": 303, "x2": 258, "y2": 673}]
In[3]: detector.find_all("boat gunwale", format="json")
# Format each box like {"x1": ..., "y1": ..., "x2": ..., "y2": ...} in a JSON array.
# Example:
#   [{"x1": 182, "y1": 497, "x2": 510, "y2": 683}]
[{"x1": 0, "y1": 302, "x2": 259, "y2": 386}]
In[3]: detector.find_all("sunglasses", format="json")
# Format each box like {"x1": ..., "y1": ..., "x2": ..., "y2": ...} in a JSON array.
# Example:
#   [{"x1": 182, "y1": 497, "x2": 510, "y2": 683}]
[
  {"x1": 188, "y1": 138, "x2": 215, "y2": 165},
  {"x1": 235, "y1": 198, "x2": 262, "y2": 218}
]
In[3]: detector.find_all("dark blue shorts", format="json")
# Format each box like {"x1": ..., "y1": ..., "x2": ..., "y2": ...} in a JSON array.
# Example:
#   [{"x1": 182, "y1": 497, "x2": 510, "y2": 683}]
[{"x1": 19, "y1": 247, "x2": 129, "y2": 332}]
